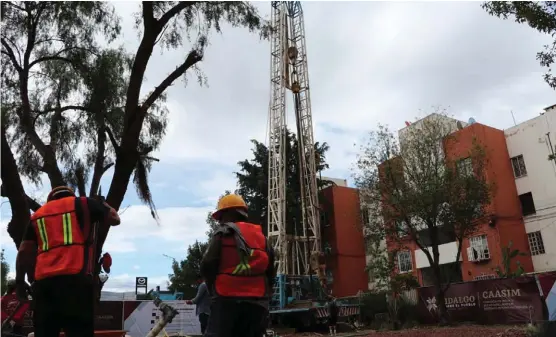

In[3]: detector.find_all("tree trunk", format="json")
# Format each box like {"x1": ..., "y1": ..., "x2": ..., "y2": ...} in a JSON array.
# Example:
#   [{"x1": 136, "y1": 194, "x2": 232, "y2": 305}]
[
  {"x1": 435, "y1": 285, "x2": 450, "y2": 325},
  {"x1": 432, "y1": 265, "x2": 451, "y2": 325},
  {"x1": 1, "y1": 126, "x2": 31, "y2": 249}
]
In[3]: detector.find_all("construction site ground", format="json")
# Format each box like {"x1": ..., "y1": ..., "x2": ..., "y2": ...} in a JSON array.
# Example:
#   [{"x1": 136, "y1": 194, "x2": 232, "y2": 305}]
[{"x1": 278, "y1": 325, "x2": 528, "y2": 337}]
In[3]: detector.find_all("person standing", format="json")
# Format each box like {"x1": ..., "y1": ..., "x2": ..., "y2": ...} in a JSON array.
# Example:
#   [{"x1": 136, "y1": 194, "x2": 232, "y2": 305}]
[
  {"x1": 201, "y1": 194, "x2": 276, "y2": 337},
  {"x1": 14, "y1": 186, "x2": 120, "y2": 337},
  {"x1": 327, "y1": 295, "x2": 339, "y2": 336},
  {"x1": 186, "y1": 277, "x2": 211, "y2": 334}
]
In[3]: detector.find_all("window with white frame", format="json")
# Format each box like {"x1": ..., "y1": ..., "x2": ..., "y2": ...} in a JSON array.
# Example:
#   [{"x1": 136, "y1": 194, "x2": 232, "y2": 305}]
[
  {"x1": 468, "y1": 235, "x2": 490, "y2": 261},
  {"x1": 527, "y1": 231, "x2": 545, "y2": 256},
  {"x1": 456, "y1": 157, "x2": 473, "y2": 177},
  {"x1": 397, "y1": 251, "x2": 412, "y2": 273},
  {"x1": 510, "y1": 155, "x2": 527, "y2": 178}
]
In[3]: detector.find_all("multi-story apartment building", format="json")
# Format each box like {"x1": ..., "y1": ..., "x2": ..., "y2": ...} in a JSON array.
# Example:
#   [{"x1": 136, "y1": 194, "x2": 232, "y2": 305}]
[
  {"x1": 504, "y1": 105, "x2": 556, "y2": 273},
  {"x1": 379, "y1": 113, "x2": 545, "y2": 286}
]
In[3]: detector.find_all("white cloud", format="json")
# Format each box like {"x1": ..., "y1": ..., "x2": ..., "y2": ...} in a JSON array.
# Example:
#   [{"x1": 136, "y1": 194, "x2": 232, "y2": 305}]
[
  {"x1": 103, "y1": 273, "x2": 169, "y2": 292},
  {"x1": 104, "y1": 205, "x2": 210, "y2": 253},
  {"x1": 133, "y1": 265, "x2": 140, "y2": 270}
]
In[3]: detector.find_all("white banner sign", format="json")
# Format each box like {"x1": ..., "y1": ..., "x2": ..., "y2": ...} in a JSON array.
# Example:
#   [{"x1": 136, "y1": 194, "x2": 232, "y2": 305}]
[{"x1": 124, "y1": 301, "x2": 201, "y2": 337}]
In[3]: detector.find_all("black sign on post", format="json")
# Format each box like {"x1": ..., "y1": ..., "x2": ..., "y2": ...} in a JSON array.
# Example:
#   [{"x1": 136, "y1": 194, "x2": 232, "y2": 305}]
[{"x1": 135, "y1": 277, "x2": 148, "y2": 296}]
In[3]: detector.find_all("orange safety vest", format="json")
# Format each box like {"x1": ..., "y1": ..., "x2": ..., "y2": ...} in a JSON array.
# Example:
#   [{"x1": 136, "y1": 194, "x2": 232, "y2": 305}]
[
  {"x1": 215, "y1": 222, "x2": 269, "y2": 298},
  {"x1": 30, "y1": 196, "x2": 97, "y2": 281}
]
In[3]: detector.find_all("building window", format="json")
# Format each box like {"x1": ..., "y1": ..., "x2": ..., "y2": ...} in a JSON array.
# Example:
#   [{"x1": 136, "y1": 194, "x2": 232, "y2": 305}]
[
  {"x1": 511, "y1": 155, "x2": 527, "y2": 178},
  {"x1": 396, "y1": 221, "x2": 408, "y2": 238},
  {"x1": 527, "y1": 231, "x2": 545, "y2": 256},
  {"x1": 397, "y1": 251, "x2": 412, "y2": 273},
  {"x1": 467, "y1": 235, "x2": 490, "y2": 261},
  {"x1": 456, "y1": 157, "x2": 473, "y2": 177},
  {"x1": 361, "y1": 208, "x2": 370, "y2": 226},
  {"x1": 519, "y1": 192, "x2": 536, "y2": 216}
]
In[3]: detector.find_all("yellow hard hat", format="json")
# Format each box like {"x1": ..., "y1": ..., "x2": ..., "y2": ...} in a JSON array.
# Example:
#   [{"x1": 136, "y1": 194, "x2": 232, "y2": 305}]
[{"x1": 212, "y1": 194, "x2": 248, "y2": 220}]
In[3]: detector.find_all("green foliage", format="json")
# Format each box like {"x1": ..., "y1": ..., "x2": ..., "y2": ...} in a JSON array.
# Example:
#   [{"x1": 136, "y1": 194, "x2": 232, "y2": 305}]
[
  {"x1": 360, "y1": 292, "x2": 389, "y2": 325},
  {"x1": 234, "y1": 129, "x2": 332, "y2": 235},
  {"x1": 1, "y1": 250, "x2": 9, "y2": 295},
  {"x1": 495, "y1": 240, "x2": 527, "y2": 278},
  {"x1": 481, "y1": 1, "x2": 556, "y2": 90},
  {"x1": 168, "y1": 241, "x2": 207, "y2": 299}
]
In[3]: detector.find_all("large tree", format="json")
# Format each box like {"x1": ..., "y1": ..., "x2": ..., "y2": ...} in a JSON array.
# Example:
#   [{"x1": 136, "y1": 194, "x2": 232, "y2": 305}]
[
  {"x1": 481, "y1": 1, "x2": 556, "y2": 89},
  {"x1": 353, "y1": 110, "x2": 492, "y2": 324},
  {"x1": 233, "y1": 130, "x2": 332, "y2": 236},
  {"x1": 167, "y1": 241, "x2": 207, "y2": 299},
  {"x1": 1, "y1": 1, "x2": 270, "y2": 249}
]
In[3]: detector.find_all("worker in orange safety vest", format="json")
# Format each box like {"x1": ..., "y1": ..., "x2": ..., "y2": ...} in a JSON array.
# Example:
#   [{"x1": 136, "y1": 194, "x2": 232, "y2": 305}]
[
  {"x1": 15, "y1": 186, "x2": 120, "y2": 337},
  {"x1": 1, "y1": 280, "x2": 30, "y2": 335},
  {"x1": 201, "y1": 194, "x2": 276, "y2": 337}
]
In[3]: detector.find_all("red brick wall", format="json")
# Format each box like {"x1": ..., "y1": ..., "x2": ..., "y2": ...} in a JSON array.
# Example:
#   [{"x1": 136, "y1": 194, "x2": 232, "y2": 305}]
[
  {"x1": 446, "y1": 123, "x2": 533, "y2": 280},
  {"x1": 321, "y1": 186, "x2": 369, "y2": 297}
]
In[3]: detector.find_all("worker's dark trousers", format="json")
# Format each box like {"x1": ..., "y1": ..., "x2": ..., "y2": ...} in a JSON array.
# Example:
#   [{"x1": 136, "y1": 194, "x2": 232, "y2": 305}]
[
  {"x1": 204, "y1": 299, "x2": 267, "y2": 337},
  {"x1": 33, "y1": 275, "x2": 95, "y2": 337}
]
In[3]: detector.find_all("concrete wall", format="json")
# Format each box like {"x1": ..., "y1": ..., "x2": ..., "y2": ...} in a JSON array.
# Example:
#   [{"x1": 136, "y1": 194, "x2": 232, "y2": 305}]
[{"x1": 505, "y1": 108, "x2": 556, "y2": 272}]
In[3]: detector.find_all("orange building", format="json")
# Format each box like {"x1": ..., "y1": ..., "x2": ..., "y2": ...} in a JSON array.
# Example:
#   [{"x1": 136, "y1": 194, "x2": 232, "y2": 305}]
[
  {"x1": 320, "y1": 185, "x2": 369, "y2": 297},
  {"x1": 385, "y1": 120, "x2": 534, "y2": 285}
]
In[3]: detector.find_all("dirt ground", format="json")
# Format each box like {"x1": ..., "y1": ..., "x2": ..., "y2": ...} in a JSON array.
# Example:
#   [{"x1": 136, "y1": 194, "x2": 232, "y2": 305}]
[{"x1": 282, "y1": 326, "x2": 528, "y2": 337}]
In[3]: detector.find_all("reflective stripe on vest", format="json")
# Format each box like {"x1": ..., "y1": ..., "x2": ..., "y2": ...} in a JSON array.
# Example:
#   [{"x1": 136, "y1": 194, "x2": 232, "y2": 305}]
[
  {"x1": 30, "y1": 196, "x2": 95, "y2": 281},
  {"x1": 36, "y1": 218, "x2": 48, "y2": 251},
  {"x1": 215, "y1": 222, "x2": 269, "y2": 298},
  {"x1": 63, "y1": 212, "x2": 73, "y2": 245}
]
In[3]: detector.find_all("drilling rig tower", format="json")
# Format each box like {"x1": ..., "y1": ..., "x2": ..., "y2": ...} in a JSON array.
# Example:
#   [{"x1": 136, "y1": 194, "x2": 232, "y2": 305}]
[{"x1": 267, "y1": 1, "x2": 321, "y2": 278}]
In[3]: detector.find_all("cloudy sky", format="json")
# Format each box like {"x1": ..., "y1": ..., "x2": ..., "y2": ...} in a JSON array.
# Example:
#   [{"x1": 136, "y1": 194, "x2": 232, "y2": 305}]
[{"x1": 1, "y1": 1, "x2": 554, "y2": 292}]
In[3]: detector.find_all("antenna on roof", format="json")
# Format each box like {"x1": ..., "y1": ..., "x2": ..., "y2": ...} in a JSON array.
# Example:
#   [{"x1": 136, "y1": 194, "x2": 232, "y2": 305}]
[
  {"x1": 510, "y1": 110, "x2": 517, "y2": 126},
  {"x1": 468, "y1": 117, "x2": 476, "y2": 125},
  {"x1": 456, "y1": 121, "x2": 463, "y2": 130}
]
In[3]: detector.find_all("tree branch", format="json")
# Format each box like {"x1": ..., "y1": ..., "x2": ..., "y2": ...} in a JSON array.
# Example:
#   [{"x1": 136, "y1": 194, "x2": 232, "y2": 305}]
[
  {"x1": 103, "y1": 162, "x2": 115, "y2": 174},
  {"x1": 104, "y1": 125, "x2": 120, "y2": 154},
  {"x1": 0, "y1": 185, "x2": 41, "y2": 212},
  {"x1": 32, "y1": 105, "x2": 90, "y2": 126},
  {"x1": 1, "y1": 38, "x2": 23, "y2": 72},
  {"x1": 27, "y1": 55, "x2": 74, "y2": 69},
  {"x1": 90, "y1": 109, "x2": 107, "y2": 197},
  {"x1": 141, "y1": 50, "x2": 202, "y2": 112},
  {"x1": 157, "y1": 2, "x2": 197, "y2": 29},
  {"x1": 142, "y1": 1, "x2": 155, "y2": 30}
]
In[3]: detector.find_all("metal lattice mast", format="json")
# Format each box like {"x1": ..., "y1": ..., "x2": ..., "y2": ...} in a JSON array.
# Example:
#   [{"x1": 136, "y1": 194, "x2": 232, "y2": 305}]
[
  {"x1": 267, "y1": 1, "x2": 288, "y2": 275},
  {"x1": 267, "y1": 1, "x2": 321, "y2": 276}
]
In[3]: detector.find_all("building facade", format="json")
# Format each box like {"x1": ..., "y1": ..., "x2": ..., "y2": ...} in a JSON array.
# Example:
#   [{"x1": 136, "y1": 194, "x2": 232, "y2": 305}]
[
  {"x1": 320, "y1": 185, "x2": 369, "y2": 297},
  {"x1": 504, "y1": 105, "x2": 556, "y2": 273},
  {"x1": 380, "y1": 113, "x2": 546, "y2": 287}
]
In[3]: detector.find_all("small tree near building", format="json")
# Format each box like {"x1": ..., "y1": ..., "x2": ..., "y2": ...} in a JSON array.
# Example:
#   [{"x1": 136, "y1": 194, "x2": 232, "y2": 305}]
[{"x1": 353, "y1": 110, "x2": 492, "y2": 324}]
